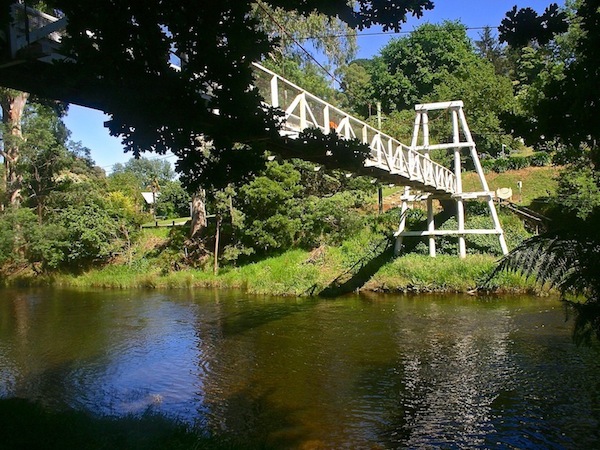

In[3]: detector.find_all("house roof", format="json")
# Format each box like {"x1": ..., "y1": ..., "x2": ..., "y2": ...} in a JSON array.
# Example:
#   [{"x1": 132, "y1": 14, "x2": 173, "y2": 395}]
[{"x1": 141, "y1": 192, "x2": 160, "y2": 204}]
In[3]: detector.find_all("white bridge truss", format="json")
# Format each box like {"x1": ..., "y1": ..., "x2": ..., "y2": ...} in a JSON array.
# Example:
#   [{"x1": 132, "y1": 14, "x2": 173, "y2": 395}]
[
  {"x1": 5, "y1": 3, "x2": 508, "y2": 258},
  {"x1": 253, "y1": 63, "x2": 456, "y2": 195},
  {"x1": 252, "y1": 64, "x2": 508, "y2": 257}
]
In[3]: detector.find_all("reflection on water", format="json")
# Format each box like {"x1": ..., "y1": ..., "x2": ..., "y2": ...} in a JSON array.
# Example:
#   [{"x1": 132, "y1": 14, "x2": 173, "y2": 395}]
[{"x1": 1, "y1": 288, "x2": 599, "y2": 448}]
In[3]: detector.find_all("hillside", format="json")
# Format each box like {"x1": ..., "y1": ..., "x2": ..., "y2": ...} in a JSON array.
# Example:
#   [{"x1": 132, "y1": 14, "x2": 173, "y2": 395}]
[{"x1": 462, "y1": 166, "x2": 559, "y2": 206}]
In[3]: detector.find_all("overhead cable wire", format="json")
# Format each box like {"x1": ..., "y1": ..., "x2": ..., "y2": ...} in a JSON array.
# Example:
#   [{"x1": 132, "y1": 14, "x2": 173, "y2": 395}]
[
  {"x1": 255, "y1": 0, "x2": 341, "y2": 84},
  {"x1": 297, "y1": 26, "x2": 499, "y2": 41}
]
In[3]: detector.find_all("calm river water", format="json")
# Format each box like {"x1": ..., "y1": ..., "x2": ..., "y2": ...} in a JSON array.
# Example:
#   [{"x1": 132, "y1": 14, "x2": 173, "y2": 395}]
[{"x1": 1, "y1": 288, "x2": 599, "y2": 448}]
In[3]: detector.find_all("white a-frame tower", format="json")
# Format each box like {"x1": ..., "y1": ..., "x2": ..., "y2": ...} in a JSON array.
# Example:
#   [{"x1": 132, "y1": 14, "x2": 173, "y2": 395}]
[{"x1": 394, "y1": 101, "x2": 508, "y2": 258}]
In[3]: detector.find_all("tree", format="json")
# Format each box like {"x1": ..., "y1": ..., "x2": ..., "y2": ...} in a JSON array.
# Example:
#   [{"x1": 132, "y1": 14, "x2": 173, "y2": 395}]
[
  {"x1": 0, "y1": 0, "x2": 435, "y2": 194},
  {"x1": 372, "y1": 22, "x2": 474, "y2": 111},
  {"x1": 0, "y1": 88, "x2": 29, "y2": 206},
  {"x1": 475, "y1": 26, "x2": 510, "y2": 76},
  {"x1": 111, "y1": 157, "x2": 174, "y2": 189},
  {"x1": 18, "y1": 103, "x2": 72, "y2": 222},
  {"x1": 346, "y1": 22, "x2": 515, "y2": 156},
  {"x1": 251, "y1": 2, "x2": 357, "y2": 70},
  {"x1": 492, "y1": 1, "x2": 600, "y2": 341},
  {"x1": 499, "y1": 3, "x2": 568, "y2": 48},
  {"x1": 339, "y1": 60, "x2": 377, "y2": 118}
]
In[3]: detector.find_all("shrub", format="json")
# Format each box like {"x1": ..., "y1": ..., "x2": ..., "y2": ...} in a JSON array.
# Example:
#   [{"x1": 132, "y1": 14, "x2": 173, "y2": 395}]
[
  {"x1": 492, "y1": 158, "x2": 511, "y2": 173},
  {"x1": 481, "y1": 159, "x2": 495, "y2": 173},
  {"x1": 507, "y1": 155, "x2": 529, "y2": 170},
  {"x1": 530, "y1": 151, "x2": 551, "y2": 167}
]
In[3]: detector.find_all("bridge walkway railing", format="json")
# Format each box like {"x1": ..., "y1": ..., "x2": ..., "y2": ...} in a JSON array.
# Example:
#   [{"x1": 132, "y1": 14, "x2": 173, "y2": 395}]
[{"x1": 252, "y1": 63, "x2": 456, "y2": 194}]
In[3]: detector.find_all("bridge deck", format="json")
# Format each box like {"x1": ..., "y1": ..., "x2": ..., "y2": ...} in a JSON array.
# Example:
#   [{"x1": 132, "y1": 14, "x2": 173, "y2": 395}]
[{"x1": 253, "y1": 63, "x2": 456, "y2": 194}]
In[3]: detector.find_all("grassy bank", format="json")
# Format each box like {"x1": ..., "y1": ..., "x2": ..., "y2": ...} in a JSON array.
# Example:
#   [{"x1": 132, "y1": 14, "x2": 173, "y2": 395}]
[
  {"x1": 462, "y1": 166, "x2": 559, "y2": 205},
  {"x1": 1, "y1": 216, "x2": 541, "y2": 296},
  {"x1": 3, "y1": 164, "x2": 557, "y2": 296},
  {"x1": 46, "y1": 248, "x2": 537, "y2": 296},
  {"x1": 364, "y1": 254, "x2": 535, "y2": 294}
]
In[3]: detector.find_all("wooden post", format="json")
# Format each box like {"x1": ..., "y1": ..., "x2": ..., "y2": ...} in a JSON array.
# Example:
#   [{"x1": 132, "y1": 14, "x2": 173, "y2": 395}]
[
  {"x1": 427, "y1": 197, "x2": 436, "y2": 257},
  {"x1": 452, "y1": 109, "x2": 466, "y2": 258},
  {"x1": 458, "y1": 108, "x2": 508, "y2": 255},
  {"x1": 378, "y1": 186, "x2": 383, "y2": 214},
  {"x1": 395, "y1": 186, "x2": 410, "y2": 255}
]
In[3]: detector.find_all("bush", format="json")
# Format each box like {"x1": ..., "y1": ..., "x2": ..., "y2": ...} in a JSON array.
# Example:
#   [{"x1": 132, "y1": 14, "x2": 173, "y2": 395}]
[
  {"x1": 480, "y1": 152, "x2": 552, "y2": 173},
  {"x1": 481, "y1": 158, "x2": 495, "y2": 173},
  {"x1": 492, "y1": 157, "x2": 511, "y2": 173},
  {"x1": 530, "y1": 151, "x2": 551, "y2": 167},
  {"x1": 297, "y1": 192, "x2": 366, "y2": 248},
  {"x1": 507, "y1": 155, "x2": 529, "y2": 170}
]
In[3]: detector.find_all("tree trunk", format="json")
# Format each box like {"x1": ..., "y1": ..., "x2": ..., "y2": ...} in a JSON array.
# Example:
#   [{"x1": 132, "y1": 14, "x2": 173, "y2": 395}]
[
  {"x1": 190, "y1": 189, "x2": 207, "y2": 238},
  {"x1": 0, "y1": 89, "x2": 29, "y2": 208}
]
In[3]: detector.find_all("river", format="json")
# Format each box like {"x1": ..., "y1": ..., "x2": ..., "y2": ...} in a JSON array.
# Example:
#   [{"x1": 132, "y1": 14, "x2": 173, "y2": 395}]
[{"x1": 1, "y1": 288, "x2": 599, "y2": 448}]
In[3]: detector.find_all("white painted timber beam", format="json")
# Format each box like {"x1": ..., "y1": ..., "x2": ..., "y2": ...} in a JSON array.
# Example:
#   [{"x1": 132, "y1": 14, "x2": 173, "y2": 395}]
[
  {"x1": 415, "y1": 101, "x2": 464, "y2": 111},
  {"x1": 452, "y1": 191, "x2": 495, "y2": 200},
  {"x1": 395, "y1": 229, "x2": 503, "y2": 237}
]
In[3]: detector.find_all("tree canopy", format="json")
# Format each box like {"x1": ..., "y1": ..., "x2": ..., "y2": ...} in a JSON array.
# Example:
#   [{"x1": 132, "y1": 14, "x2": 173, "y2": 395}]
[
  {"x1": 0, "y1": 0, "x2": 435, "y2": 193},
  {"x1": 493, "y1": 0, "x2": 600, "y2": 340},
  {"x1": 340, "y1": 22, "x2": 515, "y2": 156}
]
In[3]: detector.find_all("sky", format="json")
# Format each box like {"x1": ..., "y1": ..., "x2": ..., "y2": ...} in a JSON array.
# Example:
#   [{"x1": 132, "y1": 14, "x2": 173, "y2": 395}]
[{"x1": 62, "y1": 0, "x2": 563, "y2": 173}]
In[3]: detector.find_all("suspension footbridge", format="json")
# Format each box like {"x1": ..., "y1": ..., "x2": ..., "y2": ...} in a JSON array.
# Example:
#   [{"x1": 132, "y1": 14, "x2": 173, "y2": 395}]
[{"x1": 0, "y1": 3, "x2": 508, "y2": 257}]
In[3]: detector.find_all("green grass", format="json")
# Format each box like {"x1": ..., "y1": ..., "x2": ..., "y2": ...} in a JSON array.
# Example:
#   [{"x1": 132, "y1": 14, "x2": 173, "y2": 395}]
[
  {"x1": 462, "y1": 166, "x2": 559, "y2": 206},
  {"x1": 52, "y1": 238, "x2": 542, "y2": 296},
  {"x1": 365, "y1": 254, "x2": 538, "y2": 294},
  {"x1": 54, "y1": 248, "x2": 341, "y2": 295},
  {"x1": 142, "y1": 217, "x2": 191, "y2": 228}
]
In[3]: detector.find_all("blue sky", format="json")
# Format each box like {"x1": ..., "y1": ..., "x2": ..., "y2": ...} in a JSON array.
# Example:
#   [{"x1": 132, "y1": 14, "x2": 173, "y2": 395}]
[{"x1": 63, "y1": 1, "x2": 563, "y2": 172}]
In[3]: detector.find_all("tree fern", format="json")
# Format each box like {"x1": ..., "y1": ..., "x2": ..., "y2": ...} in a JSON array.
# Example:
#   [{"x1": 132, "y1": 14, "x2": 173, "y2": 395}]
[{"x1": 486, "y1": 213, "x2": 600, "y2": 343}]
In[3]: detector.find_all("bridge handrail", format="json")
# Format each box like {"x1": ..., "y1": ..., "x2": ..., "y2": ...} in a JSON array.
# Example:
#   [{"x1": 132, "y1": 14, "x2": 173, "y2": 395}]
[
  {"x1": 252, "y1": 62, "x2": 456, "y2": 193},
  {"x1": 9, "y1": 3, "x2": 67, "y2": 60}
]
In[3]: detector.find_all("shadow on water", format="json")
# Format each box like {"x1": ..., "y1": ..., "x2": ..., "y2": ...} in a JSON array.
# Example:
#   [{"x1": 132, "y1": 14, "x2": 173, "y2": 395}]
[
  {"x1": 0, "y1": 397, "x2": 243, "y2": 450},
  {"x1": 207, "y1": 387, "x2": 312, "y2": 449},
  {"x1": 217, "y1": 299, "x2": 319, "y2": 337}
]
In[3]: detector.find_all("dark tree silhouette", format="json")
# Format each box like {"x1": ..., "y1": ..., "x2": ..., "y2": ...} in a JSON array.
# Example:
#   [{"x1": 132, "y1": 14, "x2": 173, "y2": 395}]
[
  {"x1": 495, "y1": 0, "x2": 600, "y2": 341},
  {"x1": 0, "y1": 1, "x2": 434, "y2": 192}
]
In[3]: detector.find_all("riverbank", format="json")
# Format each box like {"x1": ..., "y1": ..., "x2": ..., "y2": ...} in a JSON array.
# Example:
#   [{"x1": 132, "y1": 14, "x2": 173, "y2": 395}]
[
  {"x1": 1, "y1": 166, "x2": 559, "y2": 296},
  {"x1": 3, "y1": 248, "x2": 538, "y2": 296}
]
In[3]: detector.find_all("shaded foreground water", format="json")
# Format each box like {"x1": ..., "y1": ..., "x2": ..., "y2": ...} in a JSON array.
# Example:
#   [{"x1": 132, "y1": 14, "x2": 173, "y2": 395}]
[{"x1": 1, "y1": 288, "x2": 599, "y2": 449}]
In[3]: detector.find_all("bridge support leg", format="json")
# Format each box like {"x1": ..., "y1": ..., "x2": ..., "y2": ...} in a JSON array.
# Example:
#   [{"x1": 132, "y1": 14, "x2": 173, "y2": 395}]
[
  {"x1": 456, "y1": 199, "x2": 466, "y2": 258},
  {"x1": 394, "y1": 187, "x2": 410, "y2": 256},
  {"x1": 487, "y1": 198, "x2": 509, "y2": 255},
  {"x1": 427, "y1": 197, "x2": 436, "y2": 257}
]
